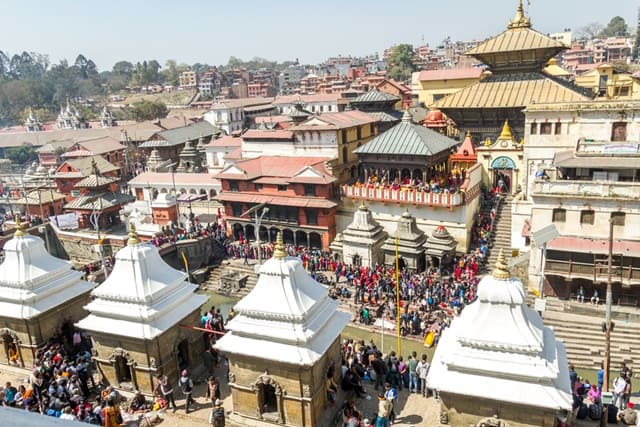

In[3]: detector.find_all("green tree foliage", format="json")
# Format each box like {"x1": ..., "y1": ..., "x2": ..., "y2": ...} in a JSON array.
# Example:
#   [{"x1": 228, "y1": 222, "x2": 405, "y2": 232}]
[
  {"x1": 601, "y1": 16, "x2": 629, "y2": 37},
  {"x1": 124, "y1": 100, "x2": 168, "y2": 122},
  {"x1": 163, "y1": 59, "x2": 180, "y2": 87},
  {"x1": 387, "y1": 44, "x2": 416, "y2": 83},
  {"x1": 131, "y1": 60, "x2": 162, "y2": 86},
  {"x1": 6, "y1": 145, "x2": 37, "y2": 165}
]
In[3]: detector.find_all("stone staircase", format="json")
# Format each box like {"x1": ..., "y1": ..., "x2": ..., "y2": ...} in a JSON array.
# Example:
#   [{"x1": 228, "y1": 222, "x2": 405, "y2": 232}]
[
  {"x1": 529, "y1": 295, "x2": 640, "y2": 370},
  {"x1": 486, "y1": 197, "x2": 513, "y2": 267}
]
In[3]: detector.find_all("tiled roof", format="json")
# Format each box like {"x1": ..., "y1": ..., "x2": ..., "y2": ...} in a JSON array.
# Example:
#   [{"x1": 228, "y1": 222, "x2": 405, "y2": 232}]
[
  {"x1": 16, "y1": 189, "x2": 66, "y2": 205},
  {"x1": 366, "y1": 111, "x2": 402, "y2": 123},
  {"x1": 351, "y1": 89, "x2": 400, "y2": 104},
  {"x1": 242, "y1": 129, "x2": 294, "y2": 140},
  {"x1": 290, "y1": 110, "x2": 378, "y2": 131},
  {"x1": 434, "y1": 72, "x2": 592, "y2": 109},
  {"x1": 273, "y1": 93, "x2": 341, "y2": 105},
  {"x1": 140, "y1": 121, "x2": 219, "y2": 148},
  {"x1": 215, "y1": 156, "x2": 332, "y2": 181},
  {"x1": 418, "y1": 68, "x2": 485, "y2": 81},
  {"x1": 65, "y1": 136, "x2": 124, "y2": 156},
  {"x1": 205, "y1": 135, "x2": 242, "y2": 148},
  {"x1": 55, "y1": 156, "x2": 119, "y2": 178},
  {"x1": 64, "y1": 192, "x2": 134, "y2": 211},
  {"x1": 466, "y1": 27, "x2": 565, "y2": 57},
  {"x1": 254, "y1": 115, "x2": 292, "y2": 124},
  {"x1": 216, "y1": 191, "x2": 337, "y2": 209},
  {"x1": 73, "y1": 175, "x2": 118, "y2": 189},
  {"x1": 355, "y1": 114, "x2": 458, "y2": 157}
]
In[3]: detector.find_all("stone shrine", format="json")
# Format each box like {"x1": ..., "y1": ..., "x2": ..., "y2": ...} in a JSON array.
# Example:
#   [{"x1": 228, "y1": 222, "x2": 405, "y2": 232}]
[
  {"x1": 425, "y1": 225, "x2": 458, "y2": 269},
  {"x1": 0, "y1": 218, "x2": 94, "y2": 367},
  {"x1": 427, "y1": 250, "x2": 572, "y2": 427},
  {"x1": 215, "y1": 233, "x2": 350, "y2": 427},
  {"x1": 381, "y1": 209, "x2": 427, "y2": 271},
  {"x1": 330, "y1": 202, "x2": 387, "y2": 267},
  {"x1": 76, "y1": 224, "x2": 207, "y2": 393}
]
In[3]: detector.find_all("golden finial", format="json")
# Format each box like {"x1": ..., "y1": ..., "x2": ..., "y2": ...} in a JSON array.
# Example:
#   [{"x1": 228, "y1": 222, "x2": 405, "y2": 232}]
[
  {"x1": 492, "y1": 249, "x2": 511, "y2": 280},
  {"x1": 499, "y1": 120, "x2": 513, "y2": 140},
  {"x1": 359, "y1": 200, "x2": 368, "y2": 211},
  {"x1": 14, "y1": 215, "x2": 25, "y2": 237},
  {"x1": 127, "y1": 222, "x2": 141, "y2": 246},
  {"x1": 465, "y1": 130, "x2": 472, "y2": 138},
  {"x1": 508, "y1": 0, "x2": 531, "y2": 29},
  {"x1": 273, "y1": 232, "x2": 286, "y2": 259}
]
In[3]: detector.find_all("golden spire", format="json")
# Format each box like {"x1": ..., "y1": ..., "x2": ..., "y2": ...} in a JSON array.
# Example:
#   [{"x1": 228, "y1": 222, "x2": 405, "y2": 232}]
[
  {"x1": 273, "y1": 231, "x2": 286, "y2": 259},
  {"x1": 492, "y1": 249, "x2": 511, "y2": 280},
  {"x1": 499, "y1": 120, "x2": 513, "y2": 140},
  {"x1": 508, "y1": 0, "x2": 531, "y2": 29},
  {"x1": 14, "y1": 215, "x2": 25, "y2": 237},
  {"x1": 127, "y1": 222, "x2": 141, "y2": 246},
  {"x1": 359, "y1": 200, "x2": 368, "y2": 211}
]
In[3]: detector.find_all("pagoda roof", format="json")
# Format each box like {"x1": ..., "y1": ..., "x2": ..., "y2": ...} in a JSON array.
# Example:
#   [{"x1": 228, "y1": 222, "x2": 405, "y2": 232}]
[
  {"x1": 355, "y1": 111, "x2": 457, "y2": 157},
  {"x1": 76, "y1": 225, "x2": 207, "y2": 339},
  {"x1": 0, "y1": 220, "x2": 94, "y2": 319},
  {"x1": 54, "y1": 155, "x2": 119, "y2": 179},
  {"x1": 141, "y1": 120, "x2": 219, "y2": 148},
  {"x1": 351, "y1": 88, "x2": 401, "y2": 104},
  {"x1": 465, "y1": 1, "x2": 566, "y2": 71},
  {"x1": 425, "y1": 225, "x2": 458, "y2": 257},
  {"x1": 73, "y1": 175, "x2": 119, "y2": 189},
  {"x1": 64, "y1": 192, "x2": 134, "y2": 211},
  {"x1": 450, "y1": 132, "x2": 477, "y2": 163},
  {"x1": 427, "y1": 251, "x2": 572, "y2": 412},
  {"x1": 435, "y1": 72, "x2": 592, "y2": 110},
  {"x1": 215, "y1": 235, "x2": 349, "y2": 366}
]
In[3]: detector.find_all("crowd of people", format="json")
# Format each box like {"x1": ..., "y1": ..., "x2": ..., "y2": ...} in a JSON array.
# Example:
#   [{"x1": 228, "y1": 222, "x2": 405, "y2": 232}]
[
  {"x1": 354, "y1": 167, "x2": 469, "y2": 195},
  {"x1": 150, "y1": 220, "x2": 228, "y2": 248}
]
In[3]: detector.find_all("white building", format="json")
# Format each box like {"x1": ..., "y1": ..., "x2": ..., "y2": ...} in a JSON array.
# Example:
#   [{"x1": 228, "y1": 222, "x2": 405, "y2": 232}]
[
  {"x1": 428, "y1": 251, "x2": 572, "y2": 427},
  {"x1": 203, "y1": 134, "x2": 242, "y2": 174},
  {"x1": 203, "y1": 98, "x2": 274, "y2": 134},
  {"x1": 514, "y1": 99, "x2": 640, "y2": 299},
  {"x1": 272, "y1": 93, "x2": 341, "y2": 115},
  {"x1": 128, "y1": 171, "x2": 221, "y2": 201}
]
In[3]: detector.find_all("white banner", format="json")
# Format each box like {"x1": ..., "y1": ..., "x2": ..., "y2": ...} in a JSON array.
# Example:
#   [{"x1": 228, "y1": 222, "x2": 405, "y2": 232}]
[{"x1": 49, "y1": 212, "x2": 79, "y2": 230}]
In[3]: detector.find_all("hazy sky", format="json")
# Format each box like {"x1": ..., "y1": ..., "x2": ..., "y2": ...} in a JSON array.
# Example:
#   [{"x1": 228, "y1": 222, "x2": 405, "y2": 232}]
[{"x1": 1, "y1": 0, "x2": 637, "y2": 70}]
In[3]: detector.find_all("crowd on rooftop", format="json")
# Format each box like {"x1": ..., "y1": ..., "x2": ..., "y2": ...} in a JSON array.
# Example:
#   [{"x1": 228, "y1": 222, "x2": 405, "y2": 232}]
[{"x1": 353, "y1": 167, "x2": 468, "y2": 195}]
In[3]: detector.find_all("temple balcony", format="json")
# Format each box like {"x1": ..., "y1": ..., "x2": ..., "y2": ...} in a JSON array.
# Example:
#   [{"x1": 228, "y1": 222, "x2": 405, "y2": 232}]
[
  {"x1": 532, "y1": 179, "x2": 640, "y2": 200},
  {"x1": 545, "y1": 259, "x2": 640, "y2": 288}
]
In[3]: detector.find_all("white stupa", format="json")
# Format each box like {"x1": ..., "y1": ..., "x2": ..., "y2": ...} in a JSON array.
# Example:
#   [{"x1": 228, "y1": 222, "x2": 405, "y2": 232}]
[
  {"x1": 76, "y1": 224, "x2": 207, "y2": 339},
  {"x1": 427, "y1": 250, "x2": 572, "y2": 423},
  {"x1": 216, "y1": 233, "x2": 350, "y2": 365},
  {"x1": 0, "y1": 218, "x2": 93, "y2": 319}
]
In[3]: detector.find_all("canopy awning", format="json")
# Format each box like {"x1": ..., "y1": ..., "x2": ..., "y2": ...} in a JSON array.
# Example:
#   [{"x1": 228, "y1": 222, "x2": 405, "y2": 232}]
[
  {"x1": 553, "y1": 151, "x2": 640, "y2": 169},
  {"x1": 547, "y1": 236, "x2": 640, "y2": 258}
]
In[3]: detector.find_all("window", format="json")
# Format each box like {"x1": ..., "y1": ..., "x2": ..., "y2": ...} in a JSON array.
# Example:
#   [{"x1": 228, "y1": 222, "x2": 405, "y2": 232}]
[
  {"x1": 611, "y1": 122, "x2": 627, "y2": 141},
  {"x1": 277, "y1": 185, "x2": 287, "y2": 192},
  {"x1": 306, "y1": 209, "x2": 318, "y2": 225},
  {"x1": 554, "y1": 122, "x2": 562, "y2": 135},
  {"x1": 530, "y1": 123, "x2": 538, "y2": 135},
  {"x1": 580, "y1": 210, "x2": 595, "y2": 225},
  {"x1": 611, "y1": 211, "x2": 626, "y2": 226},
  {"x1": 229, "y1": 181, "x2": 239, "y2": 191},
  {"x1": 304, "y1": 184, "x2": 315, "y2": 196},
  {"x1": 540, "y1": 123, "x2": 552, "y2": 135},
  {"x1": 254, "y1": 183, "x2": 263, "y2": 191},
  {"x1": 552, "y1": 208, "x2": 566, "y2": 223},
  {"x1": 231, "y1": 203, "x2": 243, "y2": 217}
]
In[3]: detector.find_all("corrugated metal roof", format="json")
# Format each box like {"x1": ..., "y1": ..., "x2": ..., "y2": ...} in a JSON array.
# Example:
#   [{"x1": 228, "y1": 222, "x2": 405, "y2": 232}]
[
  {"x1": 351, "y1": 89, "x2": 400, "y2": 104},
  {"x1": 366, "y1": 111, "x2": 402, "y2": 123},
  {"x1": 140, "y1": 121, "x2": 219, "y2": 148},
  {"x1": 435, "y1": 72, "x2": 591, "y2": 109},
  {"x1": 466, "y1": 27, "x2": 565, "y2": 56},
  {"x1": 355, "y1": 117, "x2": 458, "y2": 157}
]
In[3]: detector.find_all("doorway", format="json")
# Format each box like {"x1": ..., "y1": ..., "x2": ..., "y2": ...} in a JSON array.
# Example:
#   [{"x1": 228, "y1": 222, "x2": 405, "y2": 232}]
[
  {"x1": 177, "y1": 339, "x2": 190, "y2": 372},
  {"x1": 114, "y1": 355, "x2": 132, "y2": 385}
]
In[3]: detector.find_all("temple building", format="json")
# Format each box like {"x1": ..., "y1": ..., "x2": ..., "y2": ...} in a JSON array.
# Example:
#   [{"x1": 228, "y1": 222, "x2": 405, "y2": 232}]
[
  {"x1": 76, "y1": 224, "x2": 207, "y2": 393},
  {"x1": 434, "y1": 0, "x2": 592, "y2": 140},
  {"x1": 57, "y1": 101, "x2": 89, "y2": 130},
  {"x1": 140, "y1": 121, "x2": 220, "y2": 166},
  {"x1": 349, "y1": 88, "x2": 401, "y2": 132},
  {"x1": 425, "y1": 225, "x2": 458, "y2": 269},
  {"x1": 100, "y1": 106, "x2": 116, "y2": 128},
  {"x1": 428, "y1": 250, "x2": 572, "y2": 427},
  {"x1": 175, "y1": 139, "x2": 203, "y2": 173},
  {"x1": 381, "y1": 209, "x2": 427, "y2": 271},
  {"x1": 215, "y1": 233, "x2": 350, "y2": 427},
  {"x1": 0, "y1": 219, "x2": 94, "y2": 367},
  {"x1": 24, "y1": 108, "x2": 43, "y2": 132},
  {"x1": 331, "y1": 202, "x2": 387, "y2": 267},
  {"x1": 477, "y1": 120, "x2": 524, "y2": 194}
]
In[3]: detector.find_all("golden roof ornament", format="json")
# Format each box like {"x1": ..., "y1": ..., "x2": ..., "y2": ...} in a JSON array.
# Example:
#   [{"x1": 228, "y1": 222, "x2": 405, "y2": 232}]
[
  {"x1": 273, "y1": 231, "x2": 286, "y2": 259},
  {"x1": 492, "y1": 249, "x2": 511, "y2": 280},
  {"x1": 358, "y1": 200, "x2": 368, "y2": 211},
  {"x1": 127, "y1": 222, "x2": 141, "y2": 246},
  {"x1": 508, "y1": 0, "x2": 531, "y2": 29},
  {"x1": 499, "y1": 120, "x2": 513, "y2": 140},
  {"x1": 14, "y1": 215, "x2": 25, "y2": 237}
]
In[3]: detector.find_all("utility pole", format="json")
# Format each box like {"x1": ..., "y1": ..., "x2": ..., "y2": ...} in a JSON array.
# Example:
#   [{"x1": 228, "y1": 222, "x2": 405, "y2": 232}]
[{"x1": 601, "y1": 219, "x2": 614, "y2": 427}]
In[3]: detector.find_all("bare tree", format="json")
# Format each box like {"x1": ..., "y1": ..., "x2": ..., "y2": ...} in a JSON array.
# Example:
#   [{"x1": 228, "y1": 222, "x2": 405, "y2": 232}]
[{"x1": 577, "y1": 22, "x2": 604, "y2": 41}]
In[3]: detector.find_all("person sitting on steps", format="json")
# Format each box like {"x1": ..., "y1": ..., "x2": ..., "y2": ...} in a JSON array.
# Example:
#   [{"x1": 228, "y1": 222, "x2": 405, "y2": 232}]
[
  {"x1": 591, "y1": 289, "x2": 599, "y2": 305},
  {"x1": 577, "y1": 286, "x2": 585, "y2": 303}
]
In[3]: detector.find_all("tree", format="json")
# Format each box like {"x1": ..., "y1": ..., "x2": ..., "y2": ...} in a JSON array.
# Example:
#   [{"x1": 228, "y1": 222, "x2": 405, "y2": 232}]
[
  {"x1": 163, "y1": 59, "x2": 179, "y2": 86},
  {"x1": 6, "y1": 145, "x2": 37, "y2": 164},
  {"x1": 577, "y1": 22, "x2": 604, "y2": 41},
  {"x1": 124, "y1": 100, "x2": 168, "y2": 121},
  {"x1": 602, "y1": 16, "x2": 629, "y2": 37},
  {"x1": 387, "y1": 44, "x2": 416, "y2": 83}
]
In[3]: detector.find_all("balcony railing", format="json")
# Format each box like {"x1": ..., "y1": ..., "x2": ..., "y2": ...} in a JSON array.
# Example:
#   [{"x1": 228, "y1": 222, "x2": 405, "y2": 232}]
[
  {"x1": 342, "y1": 185, "x2": 465, "y2": 208},
  {"x1": 533, "y1": 179, "x2": 640, "y2": 199},
  {"x1": 545, "y1": 259, "x2": 640, "y2": 286}
]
